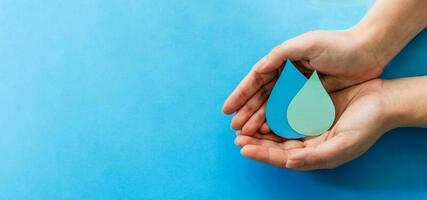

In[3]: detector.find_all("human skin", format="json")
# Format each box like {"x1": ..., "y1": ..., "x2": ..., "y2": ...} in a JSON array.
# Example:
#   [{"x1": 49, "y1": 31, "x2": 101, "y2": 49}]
[
  {"x1": 234, "y1": 76, "x2": 427, "y2": 170},
  {"x1": 223, "y1": 0, "x2": 427, "y2": 136},
  {"x1": 222, "y1": 0, "x2": 427, "y2": 170}
]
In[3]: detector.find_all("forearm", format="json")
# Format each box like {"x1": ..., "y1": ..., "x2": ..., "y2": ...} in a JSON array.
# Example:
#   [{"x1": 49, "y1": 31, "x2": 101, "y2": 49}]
[
  {"x1": 384, "y1": 76, "x2": 427, "y2": 128},
  {"x1": 353, "y1": 0, "x2": 427, "y2": 67}
]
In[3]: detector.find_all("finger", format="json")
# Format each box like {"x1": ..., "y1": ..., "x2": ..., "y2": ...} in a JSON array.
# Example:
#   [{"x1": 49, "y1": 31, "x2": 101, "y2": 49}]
[
  {"x1": 240, "y1": 103, "x2": 267, "y2": 136},
  {"x1": 259, "y1": 122, "x2": 271, "y2": 134},
  {"x1": 234, "y1": 135, "x2": 261, "y2": 146},
  {"x1": 240, "y1": 145, "x2": 288, "y2": 168},
  {"x1": 234, "y1": 135, "x2": 282, "y2": 149},
  {"x1": 257, "y1": 38, "x2": 314, "y2": 73},
  {"x1": 231, "y1": 80, "x2": 275, "y2": 130},
  {"x1": 286, "y1": 135, "x2": 355, "y2": 170},
  {"x1": 253, "y1": 132, "x2": 284, "y2": 143},
  {"x1": 223, "y1": 57, "x2": 277, "y2": 114},
  {"x1": 280, "y1": 139, "x2": 305, "y2": 150}
]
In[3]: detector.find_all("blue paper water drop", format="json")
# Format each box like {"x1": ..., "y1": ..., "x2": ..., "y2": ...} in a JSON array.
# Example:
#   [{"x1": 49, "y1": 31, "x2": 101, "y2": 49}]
[{"x1": 266, "y1": 60, "x2": 306, "y2": 139}]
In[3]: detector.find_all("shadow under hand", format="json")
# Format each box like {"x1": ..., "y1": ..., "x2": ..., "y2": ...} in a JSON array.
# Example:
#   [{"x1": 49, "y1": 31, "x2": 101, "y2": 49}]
[
  {"x1": 309, "y1": 30, "x2": 427, "y2": 192},
  {"x1": 310, "y1": 128, "x2": 427, "y2": 191}
]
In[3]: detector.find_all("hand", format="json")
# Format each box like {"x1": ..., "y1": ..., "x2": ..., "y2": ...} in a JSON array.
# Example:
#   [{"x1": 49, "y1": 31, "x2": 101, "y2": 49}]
[
  {"x1": 234, "y1": 79, "x2": 396, "y2": 170},
  {"x1": 223, "y1": 29, "x2": 390, "y2": 135}
]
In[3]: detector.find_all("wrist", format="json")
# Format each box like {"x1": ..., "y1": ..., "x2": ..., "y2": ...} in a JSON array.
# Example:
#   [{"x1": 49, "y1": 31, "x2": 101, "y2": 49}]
[
  {"x1": 349, "y1": 0, "x2": 427, "y2": 71},
  {"x1": 382, "y1": 77, "x2": 427, "y2": 129},
  {"x1": 347, "y1": 25, "x2": 395, "y2": 70}
]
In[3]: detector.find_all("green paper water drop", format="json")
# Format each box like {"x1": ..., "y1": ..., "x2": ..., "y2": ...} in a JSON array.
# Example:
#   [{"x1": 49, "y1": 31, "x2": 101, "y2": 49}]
[{"x1": 286, "y1": 70, "x2": 335, "y2": 136}]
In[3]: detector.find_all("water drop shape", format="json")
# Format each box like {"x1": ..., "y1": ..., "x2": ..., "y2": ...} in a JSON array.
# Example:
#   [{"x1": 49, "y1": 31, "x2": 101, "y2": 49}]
[
  {"x1": 266, "y1": 60, "x2": 306, "y2": 139},
  {"x1": 287, "y1": 70, "x2": 335, "y2": 136}
]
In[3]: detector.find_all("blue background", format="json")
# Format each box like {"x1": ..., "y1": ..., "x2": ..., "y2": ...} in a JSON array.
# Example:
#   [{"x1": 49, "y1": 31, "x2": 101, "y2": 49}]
[{"x1": 1, "y1": 0, "x2": 427, "y2": 199}]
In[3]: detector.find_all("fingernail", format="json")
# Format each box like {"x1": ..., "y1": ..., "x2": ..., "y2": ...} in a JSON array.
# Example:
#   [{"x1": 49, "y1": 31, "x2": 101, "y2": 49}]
[
  {"x1": 235, "y1": 130, "x2": 241, "y2": 136},
  {"x1": 286, "y1": 160, "x2": 304, "y2": 168},
  {"x1": 234, "y1": 136, "x2": 241, "y2": 146}
]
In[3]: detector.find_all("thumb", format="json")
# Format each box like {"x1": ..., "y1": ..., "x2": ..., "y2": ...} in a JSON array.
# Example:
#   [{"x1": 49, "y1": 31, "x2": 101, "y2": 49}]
[
  {"x1": 286, "y1": 136, "x2": 356, "y2": 170},
  {"x1": 256, "y1": 37, "x2": 315, "y2": 73}
]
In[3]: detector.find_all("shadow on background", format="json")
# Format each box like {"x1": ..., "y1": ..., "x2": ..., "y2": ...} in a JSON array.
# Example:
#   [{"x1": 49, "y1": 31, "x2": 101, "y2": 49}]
[
  {"x1": 382, "y1": 29, "x2": 427, "y2": 79},
  {"x1": 311, "y1": 128, "x2": 427, "y2": 191}
]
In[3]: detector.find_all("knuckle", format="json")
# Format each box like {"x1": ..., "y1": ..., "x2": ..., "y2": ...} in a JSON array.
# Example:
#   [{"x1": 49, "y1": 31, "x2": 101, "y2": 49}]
[
  {"x1": 269, "y1": 45, "x2": 282, "y2": 56},
  {"x1": 253, "y1": 72, "x2": 264, "y2": 87},
  {"x1": 259, "y1": 85, "x2": 270, "y2": 99},
  {"x1": 254, "y1": 110, "x2": 265, "y2": 121},
  {"x1": 237, "y1": 89, "x2": 247, "y2": 100},
  {"x1": 239, "y1": 136, "x2": 251, "y2": 144},
  {"x1": 231, "y1": 118, "x2": 242, "y2": 130},
  {"x1": 244, "y1": 103, "x2": 255, "y2": 113}
]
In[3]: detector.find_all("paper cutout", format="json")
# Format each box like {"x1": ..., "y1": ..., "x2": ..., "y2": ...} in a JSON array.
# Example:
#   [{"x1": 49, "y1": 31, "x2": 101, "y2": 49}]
[
  {"x1": 287, "y1": 70, "x2": 335, "y2": 136},
  {"x1": 266, "y1": 61, "x2": 306, "y2": 139},
  {"x1": 266, "y1": 60, "x2": 335, "y2": 138}
]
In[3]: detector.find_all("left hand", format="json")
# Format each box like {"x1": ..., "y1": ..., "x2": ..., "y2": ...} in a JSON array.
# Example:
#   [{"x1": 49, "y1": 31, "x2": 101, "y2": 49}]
[{"x1": 234, "y1": 79, "x2": 396, "y2": 170}]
